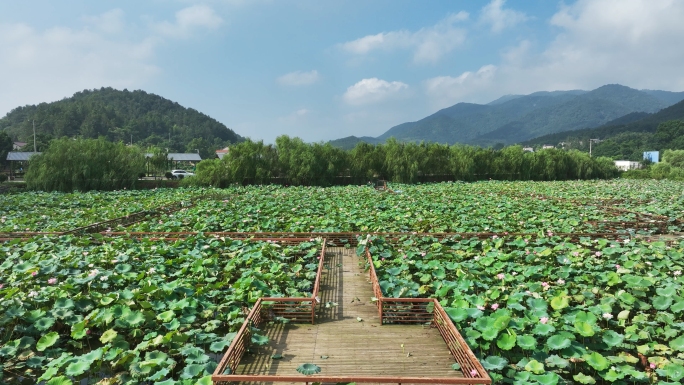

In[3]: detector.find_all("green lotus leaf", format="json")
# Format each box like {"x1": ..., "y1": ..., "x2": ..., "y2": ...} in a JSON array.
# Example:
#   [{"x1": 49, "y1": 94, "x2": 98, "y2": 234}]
[
  {"x1": 26, "y1": 355, "x2": 46, "y2": 368},
  {"x1": 526, "y1": 298, "x2": 548, "y2": 312},
  {"x1": 550, "y1": 295, "x2": 569, "y2": 310},
  {"x1": 672, "y1": 300, "x2": 684, "y2": 313},
  {"x1": 209, "y1": 339, "x2": 232, "y2": 353},
  {"x1": 100, "y1": 297, "x2": 116, "y2": 306},
  {"x1": 153, "y1": 379, "x2": 177, "y2": 385},
  {"x1": 296, "y1": 363, "x2": 321, "y2": 375},
  {"x1": 451, "y1": 363, "x2": 461, "y2": 370},
  {"x1": 481, "y1": 356, "x2": 508, "y2": 371},
  {"x1": 124, "y1": 311, "x2": 146, "y2": 327},
  {"x1": 656, "y1": 286, "x2": 676, "y2": 297},
  {"x1": 82, "y1": 347, "x2": 103, "y2": 363},
  {"x1": 524, "y1": 359, "x2": 545, "y2": 374},
  {"x1": 100, "y1": 329, "x2": 118, "y2": 344},
  {"x1": 251, "y1": 334, "x2": 269, "y2": 345},
  {"x1": 157, "y1": 310, "x2": 176, "y2": 323},
  {"x1": 532, "y1": 372, "x2": 560, "y2": 385},
  {"x1": 583, "y1": 352, "x2": 610, "y2": 371},
  {"x1": 547, "y1": 335, "x2": 571, "y2": 350},
  {"x1": 602, "y1": 330, "x2": 624, "y2": 347},
  {"x1": 574, "y1": 321, "x2": 595, "y2": 337},
  {"x1": 46, "y1": 376, "x2": 73, "y2": 385},
  {"x1": 13, "y1": 262, "x2": 33, "y2": 273},
  {"x1": 53, "y1": 298, "x2": 75, "y2": 309},
  {"x1": 573, "y1": 373, "x2": 596, "y2": 384},
  {"x1": 115, "y1": 263, "x2": 133, "y2": 273},
  {"x1": 497, "y1": 333, "x2": 516, "y2": 350},
  {"x1": 532, "y1": 323, "x2": 555, "y2": 336},
  {"x1": 180, "y1": 364, "x2": 205, "y2": 379},
  {"x1": 545, "y1": 355, "x2": 569, "y2": 368},
  {"x1": 663, "y1": 363, "x2": 684, "y2": 381},
  {"x1": 444, "y1": 307, "x2": 468, "y2": 322},
  {"x1": 653, "y1": 296, "x2": 673, "y2": 310},
  {"x1": 271, "y1": 353, "x2": 283, "y2": 359},
  {"x1": 517, "y1": 335, "x2": 537, "y2": 350},
  {"x1": 481, "y1": 328, "x2": 499, "y2": 341},
  {"x1": 51, "y1": 308, "x2": 74, "y2": 319},
  {"x1": 163, "y1": 318, "x2": 180, "y2": 331},
  {"x1": 194, "y1": 375, "x2": 213, "y2": 385},
  {"x1": 670, "y1": 335, "x2": 684, "y2": 351},
  {"x1": 37, "y1": 331, "x2": 59, "y2": 351},
  {"x1": 70, "y1": 321, "x2": 87, "y2": 340},
  {"x1": 0, "y1": 345, "x2": 17, "y2": 357},
  {"x1": 65, "y1": 360, "x2": 91, "y2": 376}
]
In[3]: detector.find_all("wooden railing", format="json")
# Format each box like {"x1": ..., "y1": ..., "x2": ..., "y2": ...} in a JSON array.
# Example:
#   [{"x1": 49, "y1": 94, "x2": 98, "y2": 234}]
[
  {"x1": 365, "y1": 249, "x2": 384, "y2": 320},
  {"x1": 214, "y1": 298, "x2": 263, "y2": 376},
  {"x1": 261, "y1": 298, "x2": 315, "y2": 324},
  {"x1": 364, "y1": 248, "x2": 492, "y2": 383}
]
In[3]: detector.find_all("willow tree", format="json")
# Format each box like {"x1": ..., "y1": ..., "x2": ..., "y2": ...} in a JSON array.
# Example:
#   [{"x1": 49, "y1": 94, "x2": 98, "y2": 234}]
[{"x1": 26, "y1": 138, "x2": 145, "y2": 191}]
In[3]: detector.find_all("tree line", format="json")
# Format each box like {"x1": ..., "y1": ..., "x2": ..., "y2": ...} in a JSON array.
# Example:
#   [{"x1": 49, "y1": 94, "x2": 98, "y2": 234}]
[{"x1": 186, "y1": 136, "x2": 618, "y2": 187}]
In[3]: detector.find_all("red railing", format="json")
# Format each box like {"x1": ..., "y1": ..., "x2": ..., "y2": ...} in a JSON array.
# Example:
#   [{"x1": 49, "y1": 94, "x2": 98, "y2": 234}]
[
  {"x1": 363, "y1": 248, "x2": 492, "y2": 383},
  {"x1": 214, "y1": 298, "x2": 263, "y2": 376}
]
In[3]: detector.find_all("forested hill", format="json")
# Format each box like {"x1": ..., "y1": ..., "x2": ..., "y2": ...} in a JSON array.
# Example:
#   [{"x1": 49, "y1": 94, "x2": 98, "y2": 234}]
[
  {"x1": 0, "y1": 87, "x2": 242, "y2": 157},
  {"x1": 329, "y1": 84, "x2": 684, "y2": 149}
]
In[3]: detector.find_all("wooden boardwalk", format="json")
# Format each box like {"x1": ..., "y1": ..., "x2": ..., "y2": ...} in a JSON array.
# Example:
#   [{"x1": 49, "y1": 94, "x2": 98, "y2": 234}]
[{"x1": 235, "y1": 247, "x2": 462, "y2": 384}]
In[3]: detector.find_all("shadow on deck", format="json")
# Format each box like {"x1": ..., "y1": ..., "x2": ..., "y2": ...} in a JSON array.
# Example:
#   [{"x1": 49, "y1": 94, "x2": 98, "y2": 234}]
[{"x1": 229, "y1": 247, "x2": 470, "y2": 384}]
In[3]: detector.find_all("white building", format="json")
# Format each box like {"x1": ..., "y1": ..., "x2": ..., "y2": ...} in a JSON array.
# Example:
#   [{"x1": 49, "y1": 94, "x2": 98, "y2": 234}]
[
  {"x1": 614, "y1": 160, "x2": 641, "y2": 171},
  {"x1": 522, "y1": 147, "x2": 534, "y2": 152},
  {"x1": 542, "y1": 145, "x2": 555, "y2": 149}
]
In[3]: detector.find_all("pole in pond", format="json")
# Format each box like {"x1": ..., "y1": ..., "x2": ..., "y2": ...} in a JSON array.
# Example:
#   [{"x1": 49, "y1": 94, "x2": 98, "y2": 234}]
[{"x1": 33, "y1": 120, "x2": 37, "y2": 152}]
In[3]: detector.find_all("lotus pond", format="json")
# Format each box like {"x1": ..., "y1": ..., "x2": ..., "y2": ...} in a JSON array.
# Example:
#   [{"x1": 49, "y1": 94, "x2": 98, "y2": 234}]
[{"x1": 1, "y1": 179, "x2": 684, "y2": 384}]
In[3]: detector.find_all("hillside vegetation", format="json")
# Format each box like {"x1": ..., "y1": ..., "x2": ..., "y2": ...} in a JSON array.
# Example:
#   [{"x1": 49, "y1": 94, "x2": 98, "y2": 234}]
[
  {"x1": 0, "y1": 87, "x2": 242, "y2": 158},
  {"x1": 330, "y1": 85, "x2": 684, "y2": 149}
]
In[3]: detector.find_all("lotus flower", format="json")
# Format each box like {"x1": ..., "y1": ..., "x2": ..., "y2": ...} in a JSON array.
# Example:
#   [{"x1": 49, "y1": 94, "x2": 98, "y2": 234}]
[
  {"x1": 48, "y1": 278, "x2": 57, "y2": 285},
  {"x1": 540, "y1": 317, "x2": 549, "y2": 324},
  {"x1": 491, "y1": 303, "x2": 499, "y2": 310},
  {"x1": 602, "y1": 313, "x2": 613, "y2": 319},
  {"x1": 556, "y1": 279, "x2": 565, "y2": 285},
  {"x1": 675, "y1": 270, "x2": 682, "y2": 276},
  {"x1": 497, "y1": 273, "x2": 505, "y2": 280},
  {"x1": 470, "y1": 369, "x2": 479, "y2": 377}
]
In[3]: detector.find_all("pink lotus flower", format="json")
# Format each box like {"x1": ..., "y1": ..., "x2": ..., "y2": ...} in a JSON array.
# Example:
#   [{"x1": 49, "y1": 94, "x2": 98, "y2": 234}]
[
  {"x1": 540, "y1": 317, "x2": 549, "y2": 324},
  {"x1": 491, "y1": 303, "x2": 499, "y2": 310},
  {"x1": 541, "y1": 282, "x2": 549, "y2": 288},
  {"x1": 595, "y1": 251, "x2": 602, "y2": 257},
  {"x1": 674, "y1": 270, "x2": 682, "y2": 276},
  {"x1": 650, "y1": 362, "x2": 656, "y2": 369},
  {"x1": 615, "y1": 264, "x2": 620, "y2": 269},
  {"x1": 31, "y1": 271, "x2": 38, "y2": 276},
  {"x1": 0, "y1": 284, "x2": 4, "y2": 289},
  {"x1": 492, "y1": 235, "x2": 498, "y2": 239},
  {"x1": 48, "y1": 278, "x2": 57, "y2": 285},
  {"x1": 470, "y1": 369, "x2": 479, "y2": 377},
  {"x1": 477, "y1": 305, "x2": 485, "y2": 310},
  {"x1": 497, "y1": 273, "x2": 505, "y2": 280}
]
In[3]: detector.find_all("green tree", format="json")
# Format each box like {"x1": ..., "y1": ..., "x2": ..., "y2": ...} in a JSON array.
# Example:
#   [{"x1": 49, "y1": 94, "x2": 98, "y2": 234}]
[
  {"x1": 26, "y1": 138, "x2": 145, "y2": 191},
  {"x1": 0, "y1": 131, "x2": 12, "y2": 168}
]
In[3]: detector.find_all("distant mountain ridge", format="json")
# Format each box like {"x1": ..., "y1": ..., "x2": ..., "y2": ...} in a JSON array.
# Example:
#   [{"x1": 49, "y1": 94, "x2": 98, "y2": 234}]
[{"x1": 329, "y1": 84, "x2": 684, "y2": 149}]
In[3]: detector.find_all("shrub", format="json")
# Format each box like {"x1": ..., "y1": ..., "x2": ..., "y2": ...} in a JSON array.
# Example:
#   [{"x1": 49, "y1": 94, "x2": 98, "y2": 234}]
[{"x1": 0, "y1": 172, "x2": 7, "y2": 183}]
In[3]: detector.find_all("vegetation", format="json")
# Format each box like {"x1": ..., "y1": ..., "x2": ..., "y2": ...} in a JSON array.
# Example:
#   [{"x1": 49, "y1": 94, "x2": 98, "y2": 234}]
[
  {"x1": 25, "y1": 138, "x2": 146, "y2": 192},
  {"x1": 0, "y1": 88, "x2": 241, "y2": 157},
  {"x1": 330, "y1": 85, "x2": 684, "y2": 148},
  {"x1": 1, "y1": 180, "x2": 684, "y2": 384},
  {"x1": 186, "y1": 136, "x2": 617, "y2": 187}
]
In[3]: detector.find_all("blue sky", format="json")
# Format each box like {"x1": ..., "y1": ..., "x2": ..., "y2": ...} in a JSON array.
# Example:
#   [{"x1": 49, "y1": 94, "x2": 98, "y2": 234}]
[{"x1": 1, "y1": 0, "x2": 683, "y2": 143}]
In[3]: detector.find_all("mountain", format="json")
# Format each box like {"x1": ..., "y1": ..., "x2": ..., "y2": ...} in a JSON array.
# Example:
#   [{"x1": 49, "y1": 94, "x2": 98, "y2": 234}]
[
  {"x1": 523, "y1": 98, "x2": 684, "y2": 147},
  {"x1": 328, "y1": 136, "x2": 380, "y2": 150},
  {"x1": 0, "y1": 87, "x2": 242, "y2": 157},
  {"x1": 330, "y1": 84, "x2": 684, "y2": 148}
]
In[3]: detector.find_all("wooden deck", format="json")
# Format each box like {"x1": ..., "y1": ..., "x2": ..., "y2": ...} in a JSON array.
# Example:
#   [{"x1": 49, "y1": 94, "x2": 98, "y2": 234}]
[{"x1": 235, "y1": 247, "x2": 462, "y2": 384}]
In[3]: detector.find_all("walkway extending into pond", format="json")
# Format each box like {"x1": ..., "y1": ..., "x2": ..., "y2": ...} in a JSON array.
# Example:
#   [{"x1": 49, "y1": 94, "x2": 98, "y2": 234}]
[{"x1": 234, "y1": 247, "x2": 463, "y2": 384}]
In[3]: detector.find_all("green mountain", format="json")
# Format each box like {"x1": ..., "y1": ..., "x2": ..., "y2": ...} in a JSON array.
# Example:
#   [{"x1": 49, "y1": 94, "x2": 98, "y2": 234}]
[
  {"x1": 521, "y1": 98, "x2": 684, "y2": 160},
  {"x1": 0, "y1": 87, "x2": 242, "y2": 158},
  {"x1": 330, "y1": 84, "x2": 683, "y2": 148}
]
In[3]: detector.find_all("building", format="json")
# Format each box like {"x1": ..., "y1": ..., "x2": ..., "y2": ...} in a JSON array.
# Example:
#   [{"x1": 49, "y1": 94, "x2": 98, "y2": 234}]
[
  {"x1": 12, "y1": 142, "x2": 27, "y2": 150},
  {"x1": 522, "y1": 147, "x2": 534, "y2": 152},
  {"x1": 542, "y1": 145, "x2": 555, "y2": 149},
  {"x1": 614, "y1": 160, "x2": 641, "y2": 171},
  {"x1": 216, "y1": 147, "x2": 230, "y2": 159},
  {"x1": 643, "y1": 151, "x2": 659, "y2": 163}
]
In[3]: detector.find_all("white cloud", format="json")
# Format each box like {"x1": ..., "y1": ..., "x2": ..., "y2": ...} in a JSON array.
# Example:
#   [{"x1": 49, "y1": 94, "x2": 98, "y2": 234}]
[
  {"x1": 424, "y1": 0, "x2": 684, "y2": 107},
  {"x1": 423, "y1": 65, "x2": 497, "y2": 108},
  {"x1": 339, "y1": 12, "x2": 468, "y2": 64},
  {"x1": 82, "y1": 9, "x2": 126, "y2": 34},
  {"x1": 343, "y1": 78, "x2": 408, "y2": 105},
  {"x1": 0, "y1": 6, "x2": 226, "y2": 117},
  {"x1": 153, "y1": 5, "x2": 223, "y2": 38},
  {"x1": 479, "y1": 0, "x2": 529, "y2": 33},
  {"x1": 279, "y1": 108, "x2": 310, "y2": 123},
  {"x1": 277, "y1": 70, "x2": 320, "y2": 86}
]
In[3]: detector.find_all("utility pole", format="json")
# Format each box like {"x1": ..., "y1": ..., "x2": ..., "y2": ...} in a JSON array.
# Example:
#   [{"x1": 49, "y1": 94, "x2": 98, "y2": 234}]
[
  {"x1": 589, "y1": 139, "x2": 600, "y2": 157},
  {"x1": 33, "y1": 120, "x2": 37, "y2": 152},
  {"x1": 130, "y1": 134, "x2": 132, "y2": 146}
]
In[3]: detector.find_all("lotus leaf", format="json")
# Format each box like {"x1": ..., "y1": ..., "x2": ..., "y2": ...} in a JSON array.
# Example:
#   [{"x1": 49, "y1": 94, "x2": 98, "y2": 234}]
[
  {"x1": 37, "y1": 331, "x2": 60, "y2": 351},
  {"x1": 296, "y1": 363, "x2": 321, "y2": 375},
  {"x1": 481, "y1": 356, "x2": 508, "y2": 371}
]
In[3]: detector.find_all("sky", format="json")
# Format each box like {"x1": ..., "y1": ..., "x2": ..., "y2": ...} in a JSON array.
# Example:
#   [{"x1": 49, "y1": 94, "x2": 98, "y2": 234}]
[{"x1": 1, "y1": 0, "x2": 684, "y2": 143}]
